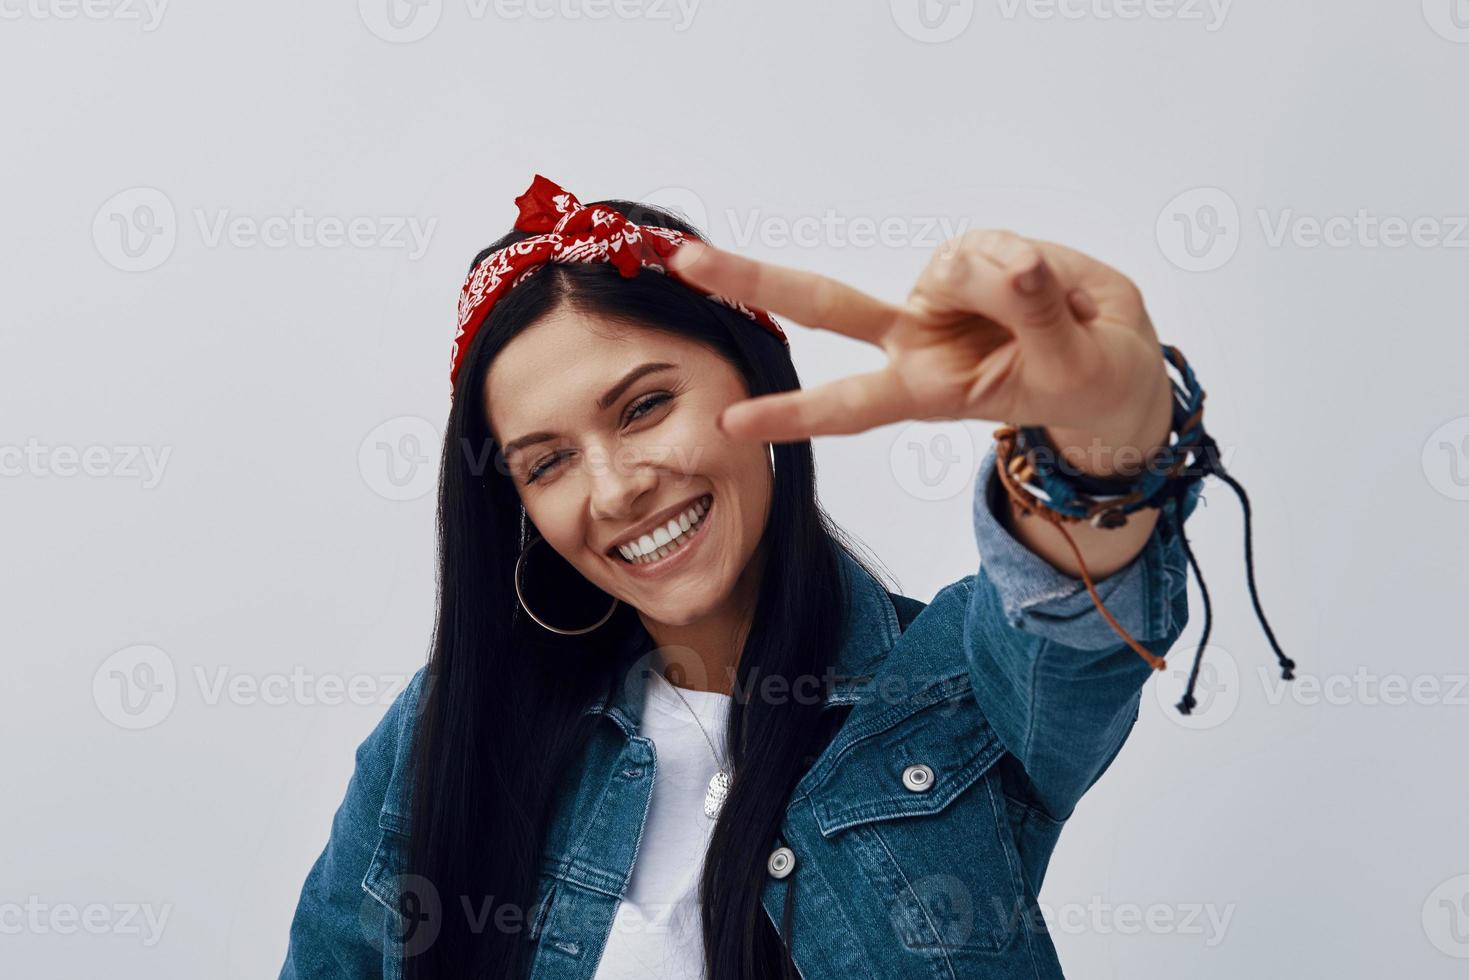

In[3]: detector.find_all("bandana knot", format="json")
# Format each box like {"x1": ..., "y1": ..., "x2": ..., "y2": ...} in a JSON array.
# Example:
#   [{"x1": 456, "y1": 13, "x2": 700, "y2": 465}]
[{"x1": 450, "y1": 175, "x2": 788, "y2": 391}]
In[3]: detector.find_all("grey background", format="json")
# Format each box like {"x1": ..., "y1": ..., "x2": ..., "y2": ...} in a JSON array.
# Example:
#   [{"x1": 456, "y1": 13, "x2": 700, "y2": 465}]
[{"x1": 2, "y1": 1, "x2": 1466, "y2": 976}]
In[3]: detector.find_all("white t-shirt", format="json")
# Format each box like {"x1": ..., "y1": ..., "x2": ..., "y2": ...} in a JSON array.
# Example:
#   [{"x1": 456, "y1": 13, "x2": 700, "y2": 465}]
[{"x1": 592, "y1": 670, "x2": 731, "y2": 979}]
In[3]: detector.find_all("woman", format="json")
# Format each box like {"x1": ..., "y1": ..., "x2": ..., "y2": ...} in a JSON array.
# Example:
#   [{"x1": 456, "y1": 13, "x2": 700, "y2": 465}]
[{"x1": 279, "y1": 175, "x2": 1200, "y2": 979}]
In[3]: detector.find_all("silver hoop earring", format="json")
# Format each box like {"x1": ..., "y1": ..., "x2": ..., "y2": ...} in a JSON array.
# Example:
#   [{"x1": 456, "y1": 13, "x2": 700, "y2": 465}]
[
  {"x1": 768, "y1": 442, "x2": 776, "y2": 476},
  {"x1": 513, "y1": 508, "x2": 619, "y2": 636}
]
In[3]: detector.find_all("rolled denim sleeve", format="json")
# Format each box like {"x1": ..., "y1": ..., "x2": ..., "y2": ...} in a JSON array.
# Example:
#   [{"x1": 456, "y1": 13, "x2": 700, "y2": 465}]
[{"x1": 964, "y1": 444, "x2": 1201, "y2": 820}]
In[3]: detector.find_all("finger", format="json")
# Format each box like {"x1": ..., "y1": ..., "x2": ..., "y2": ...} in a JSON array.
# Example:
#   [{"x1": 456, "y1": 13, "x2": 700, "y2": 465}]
[
  {"x1": 1067, "y1": 286, "x2": 1100, "y2": 322},
  {"x1": 917, "y1": 232, "x2": 1084, "y2": 364},
  {"x1": 907, "y1": 229, "x2": 1040, "y2": 322},
  {"x1": 667, "y1": 240, "x2": 898, "y2": 347},
  {"x1": 718, "y1": 369, "x2": 911, "y2": 442}
]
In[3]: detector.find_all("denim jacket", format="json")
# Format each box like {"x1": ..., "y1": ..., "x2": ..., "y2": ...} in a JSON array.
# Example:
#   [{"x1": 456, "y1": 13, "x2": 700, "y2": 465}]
[{"x1": 280, "y1": 447, "x2": 1200, "y2": 979}]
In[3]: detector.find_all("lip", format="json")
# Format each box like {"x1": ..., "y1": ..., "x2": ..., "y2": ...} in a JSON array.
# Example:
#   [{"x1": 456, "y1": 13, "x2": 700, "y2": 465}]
[{"x1": 609, "y1": 494, "x2": 715, "y2": 580}]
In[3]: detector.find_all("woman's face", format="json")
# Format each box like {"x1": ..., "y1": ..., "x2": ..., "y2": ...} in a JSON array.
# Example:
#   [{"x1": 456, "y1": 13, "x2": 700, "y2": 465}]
[{"x1": 484, "y1": 307, "x2": 773, "y2": 628}]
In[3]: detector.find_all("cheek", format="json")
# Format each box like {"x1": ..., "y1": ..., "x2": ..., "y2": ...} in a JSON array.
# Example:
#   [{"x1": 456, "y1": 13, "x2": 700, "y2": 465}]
[
  {"x1": 523, "y1": 495, "x2": 584, "y2": 558},
  {"x1": 640, "y1": 407, "x2": 725, "y2": 477}
]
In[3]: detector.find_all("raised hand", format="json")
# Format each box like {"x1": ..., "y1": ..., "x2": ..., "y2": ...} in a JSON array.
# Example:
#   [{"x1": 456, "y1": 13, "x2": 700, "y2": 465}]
[{"x1": 667, "y1": 231, "x2": 1172, "y2": 453}]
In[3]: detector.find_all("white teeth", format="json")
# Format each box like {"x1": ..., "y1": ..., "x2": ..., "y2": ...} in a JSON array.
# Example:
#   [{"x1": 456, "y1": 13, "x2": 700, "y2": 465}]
[{"x1": 616, "y1": 495, "x2": 712, "y2": 563}]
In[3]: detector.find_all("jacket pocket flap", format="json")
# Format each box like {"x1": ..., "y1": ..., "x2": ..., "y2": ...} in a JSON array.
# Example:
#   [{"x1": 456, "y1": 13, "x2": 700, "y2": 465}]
[{"x1": 802, "y1": 678, "x2": 1003, "y2": 838}]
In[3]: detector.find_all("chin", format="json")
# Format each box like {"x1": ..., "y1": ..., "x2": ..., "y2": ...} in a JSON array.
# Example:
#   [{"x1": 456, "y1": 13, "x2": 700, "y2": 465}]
[{"x1": 631, "y1": 583, "x2": 726, "y2": 627}]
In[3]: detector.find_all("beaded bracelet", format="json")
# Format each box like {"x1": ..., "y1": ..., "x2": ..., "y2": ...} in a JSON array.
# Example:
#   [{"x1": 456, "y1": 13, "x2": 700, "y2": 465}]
[{"x1": 992, "y1": 344, "x2": 1295, "y2": 715}]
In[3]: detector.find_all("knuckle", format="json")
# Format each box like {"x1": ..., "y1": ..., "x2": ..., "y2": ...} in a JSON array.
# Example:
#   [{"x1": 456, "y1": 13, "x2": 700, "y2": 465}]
[{"x1": 961, "y1": 228, "x2": 1028, "y2": 265}]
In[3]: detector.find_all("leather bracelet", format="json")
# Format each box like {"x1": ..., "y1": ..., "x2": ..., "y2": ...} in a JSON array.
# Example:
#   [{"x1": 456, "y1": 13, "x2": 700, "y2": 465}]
[
  {"x1": 989, "y1": 343, "x2": 1296, "y2": 715},
  {"x1": 1002, "y1": 344, "x2": 1208, "y2": 530}
]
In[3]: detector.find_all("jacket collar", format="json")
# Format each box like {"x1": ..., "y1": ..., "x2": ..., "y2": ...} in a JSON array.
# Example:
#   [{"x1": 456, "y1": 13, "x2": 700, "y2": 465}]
[{"x1": 582, "y1": 548, "x2": 902, "y2": 737}]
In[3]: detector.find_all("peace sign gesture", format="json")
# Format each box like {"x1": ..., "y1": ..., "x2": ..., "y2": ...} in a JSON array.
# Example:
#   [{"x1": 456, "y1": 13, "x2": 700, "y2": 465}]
[{"x1": 667, "y1": 231, "x2": 1173, "y2": 454}]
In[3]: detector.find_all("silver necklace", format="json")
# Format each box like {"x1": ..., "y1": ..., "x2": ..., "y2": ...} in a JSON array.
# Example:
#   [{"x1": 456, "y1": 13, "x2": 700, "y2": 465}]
[{"x1": 663, "y1": 677, "x2": 732, "y2": 820}]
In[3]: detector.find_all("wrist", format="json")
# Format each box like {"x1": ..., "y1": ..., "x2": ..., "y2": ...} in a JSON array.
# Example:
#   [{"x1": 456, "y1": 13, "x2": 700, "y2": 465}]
[{"x1": 1043, "y1": 366, "x2": 1174, "y2": 480}]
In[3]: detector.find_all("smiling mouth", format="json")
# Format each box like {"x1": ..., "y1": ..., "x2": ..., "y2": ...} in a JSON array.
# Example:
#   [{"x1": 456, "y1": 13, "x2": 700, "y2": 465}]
[{"x1": 610, "y1": 493, "x2": 713, "y2": 566}]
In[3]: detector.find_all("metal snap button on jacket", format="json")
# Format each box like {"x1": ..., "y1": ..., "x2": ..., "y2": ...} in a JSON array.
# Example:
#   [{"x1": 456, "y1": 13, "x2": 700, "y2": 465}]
[
  {"x1": 901, "y1": 763, "x2": 934, "y2": 792},
  {"x1": 767, "y1": 846, "x2": 795, "y2": 879}
]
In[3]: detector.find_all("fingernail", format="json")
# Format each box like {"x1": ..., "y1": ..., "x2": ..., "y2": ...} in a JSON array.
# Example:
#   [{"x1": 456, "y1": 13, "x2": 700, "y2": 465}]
[{"x1": 1015, "y1": 264, "x2": 1044, "y2": 295}]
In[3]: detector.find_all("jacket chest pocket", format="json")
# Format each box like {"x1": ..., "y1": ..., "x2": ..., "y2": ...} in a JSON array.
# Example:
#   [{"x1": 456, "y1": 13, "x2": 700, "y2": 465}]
[
  {"x1": 800, "y1": 676, "x2": 1030, "y2": 957},
  {"x1": 361, "y1": 827, "x2": 559, "y2": 974}
]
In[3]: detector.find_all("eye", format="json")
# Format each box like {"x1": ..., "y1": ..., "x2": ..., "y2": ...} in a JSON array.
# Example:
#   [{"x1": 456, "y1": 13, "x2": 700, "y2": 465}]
[
  {"x1": 624, "y1": 391, "x2": 673, "y2": 425},
  {"x1": 526, "y1": 451, "x2": 567, "y2": 485}
]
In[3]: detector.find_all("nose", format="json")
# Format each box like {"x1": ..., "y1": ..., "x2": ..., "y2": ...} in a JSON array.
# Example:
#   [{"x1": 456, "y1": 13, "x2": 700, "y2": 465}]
[{"x1": 586, "y1": 444, "x2": 658, "y2": 524}]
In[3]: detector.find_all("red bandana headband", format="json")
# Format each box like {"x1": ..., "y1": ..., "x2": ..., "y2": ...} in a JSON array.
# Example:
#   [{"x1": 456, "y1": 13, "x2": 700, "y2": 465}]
[{"x1": 450, "y1": 175, "x2": 789, "y2": 389}]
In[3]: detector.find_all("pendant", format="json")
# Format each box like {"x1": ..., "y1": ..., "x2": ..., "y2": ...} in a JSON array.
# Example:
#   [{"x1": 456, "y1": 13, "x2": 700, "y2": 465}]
[{"x1": 704, "y1": 769, "x2": 731, "y2": 819}]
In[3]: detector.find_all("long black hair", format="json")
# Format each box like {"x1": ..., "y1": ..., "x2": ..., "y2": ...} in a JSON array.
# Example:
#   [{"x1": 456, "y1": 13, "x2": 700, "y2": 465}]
[{"x1": 404, "y1": 196, "x2": 885, "y2": 979}]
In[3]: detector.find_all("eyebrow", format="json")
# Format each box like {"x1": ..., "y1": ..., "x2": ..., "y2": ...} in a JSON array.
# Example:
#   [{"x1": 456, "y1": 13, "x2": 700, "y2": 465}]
[{"x1": 499, "y1": 361, "x2": 678, "y2": 459}]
